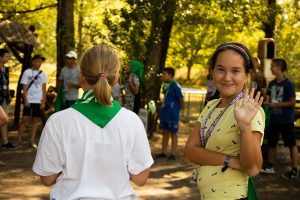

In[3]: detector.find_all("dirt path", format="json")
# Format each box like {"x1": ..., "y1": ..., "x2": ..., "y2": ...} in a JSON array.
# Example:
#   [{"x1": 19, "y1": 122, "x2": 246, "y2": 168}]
[{"x1": 0, "y1": 122, "x2": 300, "y2": 200}]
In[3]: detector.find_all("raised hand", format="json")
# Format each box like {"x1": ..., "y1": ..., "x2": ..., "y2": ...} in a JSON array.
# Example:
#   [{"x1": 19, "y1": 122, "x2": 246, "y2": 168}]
[{"x1": 234, "y1": 88, "x2": 264, "y2": 130}]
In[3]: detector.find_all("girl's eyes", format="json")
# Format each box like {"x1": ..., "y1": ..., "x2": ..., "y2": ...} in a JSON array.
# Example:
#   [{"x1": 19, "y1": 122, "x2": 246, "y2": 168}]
[
  {"x1": 216, "y1": 68, "x2": 241, "y2": 73},
  {"x1": 232, "y1": 69, "x2": 241, "y2": 74}
]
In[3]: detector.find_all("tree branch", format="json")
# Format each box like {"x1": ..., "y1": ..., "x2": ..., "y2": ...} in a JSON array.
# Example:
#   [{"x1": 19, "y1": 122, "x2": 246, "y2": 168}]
[{"x1": 0, "y1": 3, "x2": 57, "y2": 14}]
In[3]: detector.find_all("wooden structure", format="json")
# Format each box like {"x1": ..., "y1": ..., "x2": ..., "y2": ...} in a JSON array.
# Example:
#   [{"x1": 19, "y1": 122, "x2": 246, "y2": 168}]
[{"x1": 0, "y1": 20, "x2": 38, "y2": 123}]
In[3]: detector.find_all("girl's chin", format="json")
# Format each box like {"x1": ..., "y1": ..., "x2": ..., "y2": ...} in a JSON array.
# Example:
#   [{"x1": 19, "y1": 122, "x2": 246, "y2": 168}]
[{"x1": 220, "y1": 91, "x2": 240, "y2": 97}]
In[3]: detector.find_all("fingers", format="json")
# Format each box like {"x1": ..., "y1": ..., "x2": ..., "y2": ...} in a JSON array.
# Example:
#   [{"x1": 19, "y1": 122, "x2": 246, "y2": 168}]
[
  {"x1": 239, "y1": 88, "x2": 265, "y2": 106},
  {"x1": 243, "y1": 88, "x2": 249, "y2": 104},
  {"x1": 249, "y1": 88, "x2": 255, "y2": 99},
  {"x1": 254, "y1": 90, "x2": 261, "y2": 102},
  {"x1": 258, "y1": 96, "x2": 264, "y2": 106}
]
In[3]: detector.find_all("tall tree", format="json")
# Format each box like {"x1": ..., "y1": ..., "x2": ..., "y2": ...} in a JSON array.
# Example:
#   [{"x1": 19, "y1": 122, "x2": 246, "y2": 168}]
[
  {"x1": 0, "y1": 1, "x2": 56, "y2": 123},
  {"x1": 56, "y1": 0, "x2": 75, "y2": 78},
  {"x1": 144, "y1": 0, "x2": 176, "y2": 102},
  {"x1": 262, "y1": 0, "x2": 279, "y2": 38},
  {"x1": 104, "y1": 0, "x2": 176, "y2": 134}
]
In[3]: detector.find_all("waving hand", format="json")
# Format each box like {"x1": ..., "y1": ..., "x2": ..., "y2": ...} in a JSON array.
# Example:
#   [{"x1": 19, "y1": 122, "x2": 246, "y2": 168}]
[{"x1": 234, "y1": 88, "x2": 264, "y2": 130}]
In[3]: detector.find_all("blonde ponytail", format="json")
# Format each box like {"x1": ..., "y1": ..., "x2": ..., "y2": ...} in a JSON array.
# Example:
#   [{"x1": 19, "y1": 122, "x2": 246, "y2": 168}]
[{"x1": 80, "y1": 45, "x2": 120, "y2": 106}]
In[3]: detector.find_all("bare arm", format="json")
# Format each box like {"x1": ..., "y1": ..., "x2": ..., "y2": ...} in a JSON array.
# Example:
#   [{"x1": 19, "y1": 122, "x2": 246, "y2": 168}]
[
  {"x1": 269, "y1": 96, "x2": 296, "y2": 108},
  {"x1": 128, "y1": 74, "x2": 139, "y2": 94},
  {"x1": 68, "y1": 74, "x2": 81, "y2": 89},
  {"x1": 40, "y1": 173, "x2": 60, "y2": 186},
  {"x1": 22, "y1": 84, "x2": 29, "y2": 106},
  {"x1": 239, "y1": 129, "x2": 263, "y2": 176},
  {"x1": 41, "y1": 83, "x2": 46, "y2": 110},
  {"x1": 179, "y1": 99, "x2": 184, "y2": 110},
  {"x1": 0, "y1": 106, "x2": 8, "y2": 128},
  {"x1": 183, "y1": 122, "x2": 241, "y2": 170},
  {"x1": 130, "y1": 168, "x2": 151, "y2": 187},
  {"x1": 235, "y1": 88, "x2": 264, "y2": 176}
]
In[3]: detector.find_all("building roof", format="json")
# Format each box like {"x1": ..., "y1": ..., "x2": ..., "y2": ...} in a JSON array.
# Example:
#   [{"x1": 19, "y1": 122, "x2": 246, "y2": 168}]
[{"x1": 0, "y1": 20, "x2": 38, "y2": 45}]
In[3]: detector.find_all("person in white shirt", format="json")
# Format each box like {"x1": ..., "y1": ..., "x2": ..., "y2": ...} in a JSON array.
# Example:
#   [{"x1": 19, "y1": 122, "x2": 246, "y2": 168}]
[
  {"x1": 57, "y1": 51, "x2": 80, "y2": 109},
  {"x1": 16, "y1": 54, "x2": 47, "y2": 149},
  {"x1": 33, "y1": 44, "x2": 153, "y2": 200}
]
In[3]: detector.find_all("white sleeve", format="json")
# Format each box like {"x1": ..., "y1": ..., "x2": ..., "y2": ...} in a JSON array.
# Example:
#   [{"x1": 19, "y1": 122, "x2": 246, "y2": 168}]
[
  {"x1": 20, "y1": 70, "x2": 28, "y2": 85},
  {"x1": 32, "y1": 117, "x2": 64, "y2": 176},
  {"x1": 41, "y1": 72, "x2": 48, "y2": 84},
  {"x1": 127, "y1": 116, "x2": 154, "y2": 175}
]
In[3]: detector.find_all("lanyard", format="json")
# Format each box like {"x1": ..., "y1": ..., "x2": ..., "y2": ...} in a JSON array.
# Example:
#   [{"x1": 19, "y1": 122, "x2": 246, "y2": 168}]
[{"x1": 200, "y1": 92, "x2": 244, "y2": 147}]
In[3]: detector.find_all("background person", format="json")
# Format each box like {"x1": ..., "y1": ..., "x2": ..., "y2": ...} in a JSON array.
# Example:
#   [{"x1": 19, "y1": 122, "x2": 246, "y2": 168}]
[
  {"x1": 16, "y1": 54, "x2": 47, "y2": 149},
  {"x1": 261, "y1": 58, "x2": 298, "y2": 180},
  {"x1": 156, "y1": 67, "x2": 184, "y2": 161},
  {"x1": 0, "y1": 105, "x2": 8, "y2": 165},
  {"x1": 0, "y1": 48, "x2": 14, "y2": 149},
  {"x1": 123, "y1": 64, "x2": 140, "y2": 112},
  {"x1": 184, "y1": 42, "x2": 265, "y2": 200},
  {"x1": 33, "y1": 44, "x2": 153, "y2": 199},
  {"x1": 57, "y1": 51, "x2": 80, "y2": 109}
]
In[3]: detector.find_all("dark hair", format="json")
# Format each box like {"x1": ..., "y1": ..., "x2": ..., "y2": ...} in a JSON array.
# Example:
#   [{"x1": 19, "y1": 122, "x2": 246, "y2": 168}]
[
  {"x1": 272, "y1": 58, "x2": 287, "y2": 72},
  {"x1": 0, "y1": 48, "x2": 9, "y2": 57},
  {"x1": 32, "y1": 54, "x2": 46, "y2": 61},
  {"x1": 163, "y1": 67, "x2": 175, "y2": 77},
  {"x1": 208, "y1": 42, "x2": 255, "y2": 73}
]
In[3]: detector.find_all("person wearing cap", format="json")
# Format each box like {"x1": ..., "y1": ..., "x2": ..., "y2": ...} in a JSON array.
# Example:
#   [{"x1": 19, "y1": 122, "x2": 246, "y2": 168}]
[
  {"x1": 16, "y1": 54, "x2": 48, "y2": 149},
  {"x1": 57, "y1": 51, "x2": 80, "y2": 109}
]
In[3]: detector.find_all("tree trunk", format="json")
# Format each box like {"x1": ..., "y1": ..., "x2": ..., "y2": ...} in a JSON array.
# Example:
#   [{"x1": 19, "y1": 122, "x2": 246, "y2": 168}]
[
  {"x1": 263, "y1": 0, "x2": 277, "y2": 38},
  {"x1": 144, "y1": 0, "x2": 176, "y2": 103},
  {"x1": 186, "y1": 48, "x2": 200, "y2": 80},
  {"x1": 56, "y1": 0, "x2": 75, "y2": 80},
  {"x1": 144, "y1": 0, "x2": 176, "y2": 137},
  {"x1": 77, "y1": 0, "x2": 84, "y2": 58},
  {"x1": 7, "y1": 43, "x2": 33, "y2": 124}
]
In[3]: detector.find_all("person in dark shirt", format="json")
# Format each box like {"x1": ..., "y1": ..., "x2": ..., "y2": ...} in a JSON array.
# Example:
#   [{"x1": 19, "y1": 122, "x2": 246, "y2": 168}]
[{"x1": 261, "y1": 58, "x2": 298, "y2": 180}]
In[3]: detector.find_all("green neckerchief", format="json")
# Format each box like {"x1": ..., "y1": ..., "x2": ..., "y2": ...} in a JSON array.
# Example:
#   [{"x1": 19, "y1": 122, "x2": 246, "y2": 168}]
[
  {"x1": 162, "y1": 80, "x2": 176, "y2": 94},
  {"x1": 71, "y1": 90, "x2": 121, "y2": 128}
]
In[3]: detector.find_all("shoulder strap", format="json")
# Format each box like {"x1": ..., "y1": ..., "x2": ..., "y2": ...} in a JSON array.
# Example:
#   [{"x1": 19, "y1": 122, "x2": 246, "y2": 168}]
[{"x1": 26, "y1": 70, "x2": 42, "y2": 92}]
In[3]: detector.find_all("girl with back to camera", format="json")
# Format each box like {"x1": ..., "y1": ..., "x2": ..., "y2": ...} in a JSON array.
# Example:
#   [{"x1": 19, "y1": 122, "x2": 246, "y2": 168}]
[
  {"x1": 184, "y1": 42, "x2": 265, "y2": 200},
  {"x1": 33, "y1": 45, "x2": 153, "y2": 200}
]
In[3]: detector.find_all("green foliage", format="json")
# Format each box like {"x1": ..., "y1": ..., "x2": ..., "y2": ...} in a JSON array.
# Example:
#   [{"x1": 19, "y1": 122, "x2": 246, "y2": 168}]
[
  {"x1": 2, "y1": 0, "x2": 300, "y2": 91},
  {"x1": 103, "y1": 0, "x2": 156, "y2": 62},
  {"x1": 0, "y1": 0, "x2": 57, "y2": 62},
  {"x1": 166, "y1": 0, "x2": 265, "y2": 86},
  {"x1": 274, "y1": 0, "x2": 300, "y2": 89}
]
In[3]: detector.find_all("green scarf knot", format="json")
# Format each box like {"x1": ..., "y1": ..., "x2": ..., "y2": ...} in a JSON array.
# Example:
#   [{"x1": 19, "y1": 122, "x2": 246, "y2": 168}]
[{"x1": 71, "y1": 90, "x2": 121, "y2": 128}]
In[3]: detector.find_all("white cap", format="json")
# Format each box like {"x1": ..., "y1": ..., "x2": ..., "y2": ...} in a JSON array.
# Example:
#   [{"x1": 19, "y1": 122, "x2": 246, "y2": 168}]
[{"x1": 65, "y1": 51, "x2": 77, "y2": 59}]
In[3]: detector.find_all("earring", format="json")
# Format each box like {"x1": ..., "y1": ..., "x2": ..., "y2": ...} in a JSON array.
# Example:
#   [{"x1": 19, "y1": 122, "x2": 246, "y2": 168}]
[{"x1": 244, "y1": 82, "x2": 248, "y2": 89}]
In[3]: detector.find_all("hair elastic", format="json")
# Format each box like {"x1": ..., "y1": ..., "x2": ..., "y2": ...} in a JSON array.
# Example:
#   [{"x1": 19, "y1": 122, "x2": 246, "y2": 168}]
[{"x1": 98, "y1": 72, "x2": 107, "y2": 79}]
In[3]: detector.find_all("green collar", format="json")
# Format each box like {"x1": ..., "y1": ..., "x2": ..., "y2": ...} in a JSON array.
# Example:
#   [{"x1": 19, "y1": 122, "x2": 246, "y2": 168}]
[
  {"x1": 162, "y1": 80, "x2": 176, "y2": 94},
  {"x1": 71, "y1": 90, "x2": 121, "y2": 128}
]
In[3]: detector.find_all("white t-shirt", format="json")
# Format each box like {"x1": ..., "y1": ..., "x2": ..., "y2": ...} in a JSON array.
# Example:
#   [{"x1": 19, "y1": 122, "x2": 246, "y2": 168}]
[
  {"x1": 33, "y1": 107, "x2": 154, "y2": 200},
  {"x1": 21, "y1": 68, "x2": 47, "y2": 103}
]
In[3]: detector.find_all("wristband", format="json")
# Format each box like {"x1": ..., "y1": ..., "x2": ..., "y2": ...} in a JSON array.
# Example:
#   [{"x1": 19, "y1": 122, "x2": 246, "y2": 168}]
[{"x1": 221, "y1": 154, "x2": 232, "y2": 172}]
